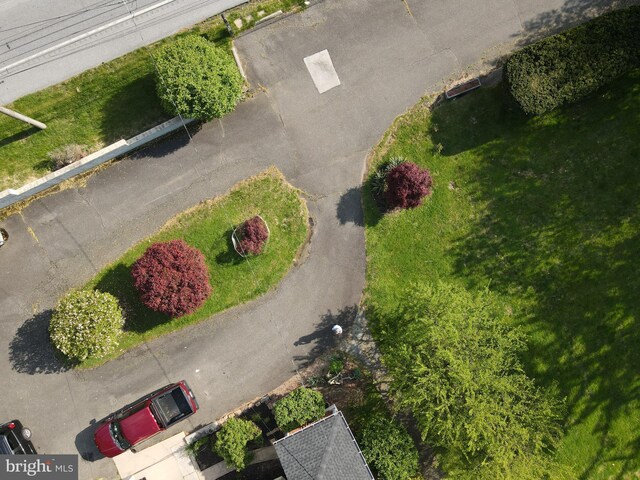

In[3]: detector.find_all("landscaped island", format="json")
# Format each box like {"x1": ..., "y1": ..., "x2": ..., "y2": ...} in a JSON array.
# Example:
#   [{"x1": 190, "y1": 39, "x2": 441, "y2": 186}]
[{"x1": 51, "y1": 168, "x2": 308, "y2": 368}]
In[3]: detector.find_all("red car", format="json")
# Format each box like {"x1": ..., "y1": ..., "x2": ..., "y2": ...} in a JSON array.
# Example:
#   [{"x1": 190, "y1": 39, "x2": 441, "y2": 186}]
[{"x1": 94, "y1": 381, "x2": 198, "y2": 457}]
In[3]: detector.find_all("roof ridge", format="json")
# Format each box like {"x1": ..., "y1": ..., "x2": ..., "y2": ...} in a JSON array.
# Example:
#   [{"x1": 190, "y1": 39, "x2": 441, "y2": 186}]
[{"x1": 316, "y1": 413, "x2": 341, "y2": 479}]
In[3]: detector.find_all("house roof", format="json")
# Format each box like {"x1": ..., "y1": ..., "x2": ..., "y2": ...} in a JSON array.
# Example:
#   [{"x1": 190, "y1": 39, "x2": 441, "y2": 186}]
[{"x1": 273, "y1": 408, "x2": 374, "y2": 480}]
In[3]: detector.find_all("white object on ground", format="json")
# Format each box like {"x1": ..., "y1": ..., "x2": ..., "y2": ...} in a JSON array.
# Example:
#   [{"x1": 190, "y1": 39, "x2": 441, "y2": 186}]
[
  {"x1": 304, "y1": 49, "x2": 341, "y2": 94},
  {"x1": 332, "y1": 325, "x2": 343, "y2": 335}
]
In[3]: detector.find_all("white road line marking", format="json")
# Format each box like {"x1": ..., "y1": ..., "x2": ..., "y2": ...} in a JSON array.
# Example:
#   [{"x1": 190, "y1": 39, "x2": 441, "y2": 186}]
[{"x1": 0, "y1": 0, "x2": 178, "y2": 74}]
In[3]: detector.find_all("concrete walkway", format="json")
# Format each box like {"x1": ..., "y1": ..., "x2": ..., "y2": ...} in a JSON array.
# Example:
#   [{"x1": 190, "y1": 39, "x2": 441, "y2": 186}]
[
  {"x1": 114, "y1": 431, "x2": 202, "y2": 480},
  {"x1": 0, "y1": 0, "x2": 624, "y2": 479}
]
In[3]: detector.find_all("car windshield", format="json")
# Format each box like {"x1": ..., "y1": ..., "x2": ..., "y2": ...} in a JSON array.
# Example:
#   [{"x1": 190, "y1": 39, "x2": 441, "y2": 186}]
[
  {"x1": 0, "y1": 432, "x2": 24, "y2": 454},
  {"x1": 0, "y1": 436, "x2": 13, "y2": 454},
  {"x1": 109, "y1": 422, "x2": 131, "y2": 450}
]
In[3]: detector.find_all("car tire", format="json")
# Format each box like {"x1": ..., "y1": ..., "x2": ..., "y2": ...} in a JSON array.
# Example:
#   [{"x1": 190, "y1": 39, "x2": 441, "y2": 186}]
[{"x1": 21, "y1": 427, "x2": 32, "y2": 440}]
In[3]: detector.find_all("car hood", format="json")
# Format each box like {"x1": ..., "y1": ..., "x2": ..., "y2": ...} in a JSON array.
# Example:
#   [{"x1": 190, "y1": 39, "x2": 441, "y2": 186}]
[
  {"x1": 120, "y1": 407, "x2": 161, "y2": 445},
  {"x1": 94, "y1": 423, "x2": 123, "y2": 458}
]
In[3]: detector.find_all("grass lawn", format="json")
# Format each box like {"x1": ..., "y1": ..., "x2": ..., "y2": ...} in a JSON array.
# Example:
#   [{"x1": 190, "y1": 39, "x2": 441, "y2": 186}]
[
  {"x1": 79, "y1": 168, "x2": 308, "y2": 368},
  {"x1": 363, "y1": 69, "x2": 640, "y2": 479},
  {"x1": 0, "y1": 0, "x2": 304, "y2": 192}
]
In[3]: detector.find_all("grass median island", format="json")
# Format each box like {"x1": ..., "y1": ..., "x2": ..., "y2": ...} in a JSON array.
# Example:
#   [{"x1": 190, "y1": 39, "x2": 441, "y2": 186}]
[
  {"x1": 364, "y1": 69, "x2": 640, "y2": 478},
  {"x1": 78, "y1": 168, "x2": 308, "y2": 369}
]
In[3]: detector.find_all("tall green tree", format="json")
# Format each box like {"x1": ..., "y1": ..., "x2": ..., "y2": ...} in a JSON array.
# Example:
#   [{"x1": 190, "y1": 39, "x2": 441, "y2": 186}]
[{"x1": 376, "y1": 282, "x2": 564, "y2": 479}]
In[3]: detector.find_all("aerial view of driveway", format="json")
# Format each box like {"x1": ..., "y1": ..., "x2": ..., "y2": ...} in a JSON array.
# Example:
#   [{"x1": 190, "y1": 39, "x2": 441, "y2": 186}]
[{"x1": 0, "y1": 0, "x2": 615, "y2": 477}]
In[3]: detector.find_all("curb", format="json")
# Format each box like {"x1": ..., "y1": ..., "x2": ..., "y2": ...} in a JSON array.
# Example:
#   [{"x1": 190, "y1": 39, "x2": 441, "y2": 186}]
[{"x1": 0, "y1": 116, "x2": 195, "y2": 210}]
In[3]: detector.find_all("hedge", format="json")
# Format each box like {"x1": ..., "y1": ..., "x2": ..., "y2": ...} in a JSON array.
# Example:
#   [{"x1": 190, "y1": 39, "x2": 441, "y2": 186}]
[
  {"x1": 274, "y1": 387, "x2": 326, "y2": 432},
  {"x1": 155, "y1": 35, "x2": 243, "y2": 120},
  {"x1": 505, "y1": 6, "x2": 640, "y2": 115}
]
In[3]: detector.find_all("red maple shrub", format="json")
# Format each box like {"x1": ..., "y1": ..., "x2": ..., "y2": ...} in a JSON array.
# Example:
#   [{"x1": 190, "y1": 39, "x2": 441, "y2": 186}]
[
  {"x1": 384, "y1": 161, "x2": 433, "y2": 209},
  {"x1": 238, "y1": 216, "x2": 269, "y2": 255},
  {"x1": 131, "y1": 239, "x2": 211, "y2": 317}
]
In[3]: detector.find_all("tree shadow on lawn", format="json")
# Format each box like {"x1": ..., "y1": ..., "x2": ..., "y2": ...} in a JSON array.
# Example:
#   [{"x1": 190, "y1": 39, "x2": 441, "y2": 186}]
[
  {"x1": 99, "y1": 74, "x2": 168, "y2": 142},
  {"x1": 9, "y1": 310, "x2": 69, "y2": 375},
  {"x1": 442, "y1": 73, "x2": 640, "y2": 477},
  {"x1": 293, "y1": 305, "x2": 358, "y2": 370},
  {"x1": 99, "y1": 73, "x2": 202, "y2": 160},
  {"x1": 429, "y1": 83, "x2": 526, "y2": 157}
]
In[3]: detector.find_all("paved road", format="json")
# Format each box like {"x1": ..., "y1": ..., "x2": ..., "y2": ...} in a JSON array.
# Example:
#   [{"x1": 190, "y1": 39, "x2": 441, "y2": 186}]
[
  {"x1": 0, "y1": 0, "x2": 245, "y2": 103},
  {"x1": 0, "y1": 0, "x2": 624, "y2": 478}
]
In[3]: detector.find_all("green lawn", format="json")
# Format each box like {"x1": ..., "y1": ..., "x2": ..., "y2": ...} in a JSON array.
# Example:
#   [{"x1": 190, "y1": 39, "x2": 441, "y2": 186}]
[
  {"x1": 0, "y1": 0, "x2": 309, "y2": 192},
  {"x1": 364, "y1": 70, "x2": 640, "y2": 479},
  {"x1": 0, "y1": 16, "x2": 233, "y2": 191},
  {"x1": 79, "y1": 168, "x2": 308, "y2": 368}
]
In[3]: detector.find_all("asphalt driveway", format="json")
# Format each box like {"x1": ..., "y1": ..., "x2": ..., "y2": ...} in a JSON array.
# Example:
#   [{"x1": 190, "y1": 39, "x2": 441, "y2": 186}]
[{"x1": 0, "y1": 0, "x2": 625, "y2": 478}]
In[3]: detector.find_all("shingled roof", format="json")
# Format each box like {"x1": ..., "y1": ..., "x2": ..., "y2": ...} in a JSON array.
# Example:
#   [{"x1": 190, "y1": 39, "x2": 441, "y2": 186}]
[{"x1": 273, "y1": 408, "x2": 374, "y2": 480}]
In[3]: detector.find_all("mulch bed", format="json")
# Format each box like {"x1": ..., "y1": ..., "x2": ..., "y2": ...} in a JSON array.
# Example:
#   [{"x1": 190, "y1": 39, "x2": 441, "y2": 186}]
[
  {"x1": 192, "y1": 434, "x2": 224, "y2": 471},
  {"x1": 195, "y1": 401, "x2": 285, "y2": 471},
  {"x1": 217, "y1": 459, "x2": 285, "y2": 480}
]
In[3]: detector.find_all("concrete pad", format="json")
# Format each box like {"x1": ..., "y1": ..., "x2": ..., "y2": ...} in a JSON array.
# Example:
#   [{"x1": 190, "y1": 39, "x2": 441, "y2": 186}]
[
  {"x1": 114, "y1": 431, "x2": 202, "y2": 480},
  {"x1": 304, "y1": 50, "x2": 341, "y2": 94}
]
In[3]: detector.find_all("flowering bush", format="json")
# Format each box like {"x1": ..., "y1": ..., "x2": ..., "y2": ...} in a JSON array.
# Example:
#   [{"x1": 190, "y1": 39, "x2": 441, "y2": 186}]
[
  {"x1": 49, "y1": 290, "x2": 124, "y2": 362},
  {"x1": 237, "y1": 216, "x2": 269, "y2": 255},
  {"x1": 131, "y1": 240, "x2": 211, "y2": 317},
  {"x1": 384, "y1": 161, "x2": 433, "y2": 209}
]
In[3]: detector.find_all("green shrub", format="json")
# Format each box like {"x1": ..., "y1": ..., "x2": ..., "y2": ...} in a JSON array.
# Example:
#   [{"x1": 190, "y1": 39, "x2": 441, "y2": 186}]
[
  {"x1": 49, "y1": 290, "x2": 124, "y2": 362},
  {"x1": 47, "y1": 144, "x2": 88, "y2": 169},
  {"x1": 274, "y1": 387, "x2": 325, "y2": 432},
  {"x1": 328, "y1": 355, "x2": 344, "y2": 375},
  {"x1": 360, "y1": 414, "x2": 419, "y2": 480},
  {"x1": 155, "y1": 35, "x2": 243, "y2": 120},
  {"x1": 505, "y1": 6, "x2": 640, "y2": 114},
  {"x1": 214, "y1": 418, "x2": 262, "y2": 471},
  {"x1": 370, "y1": 155, "x2": 406, "y2": 199}
]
